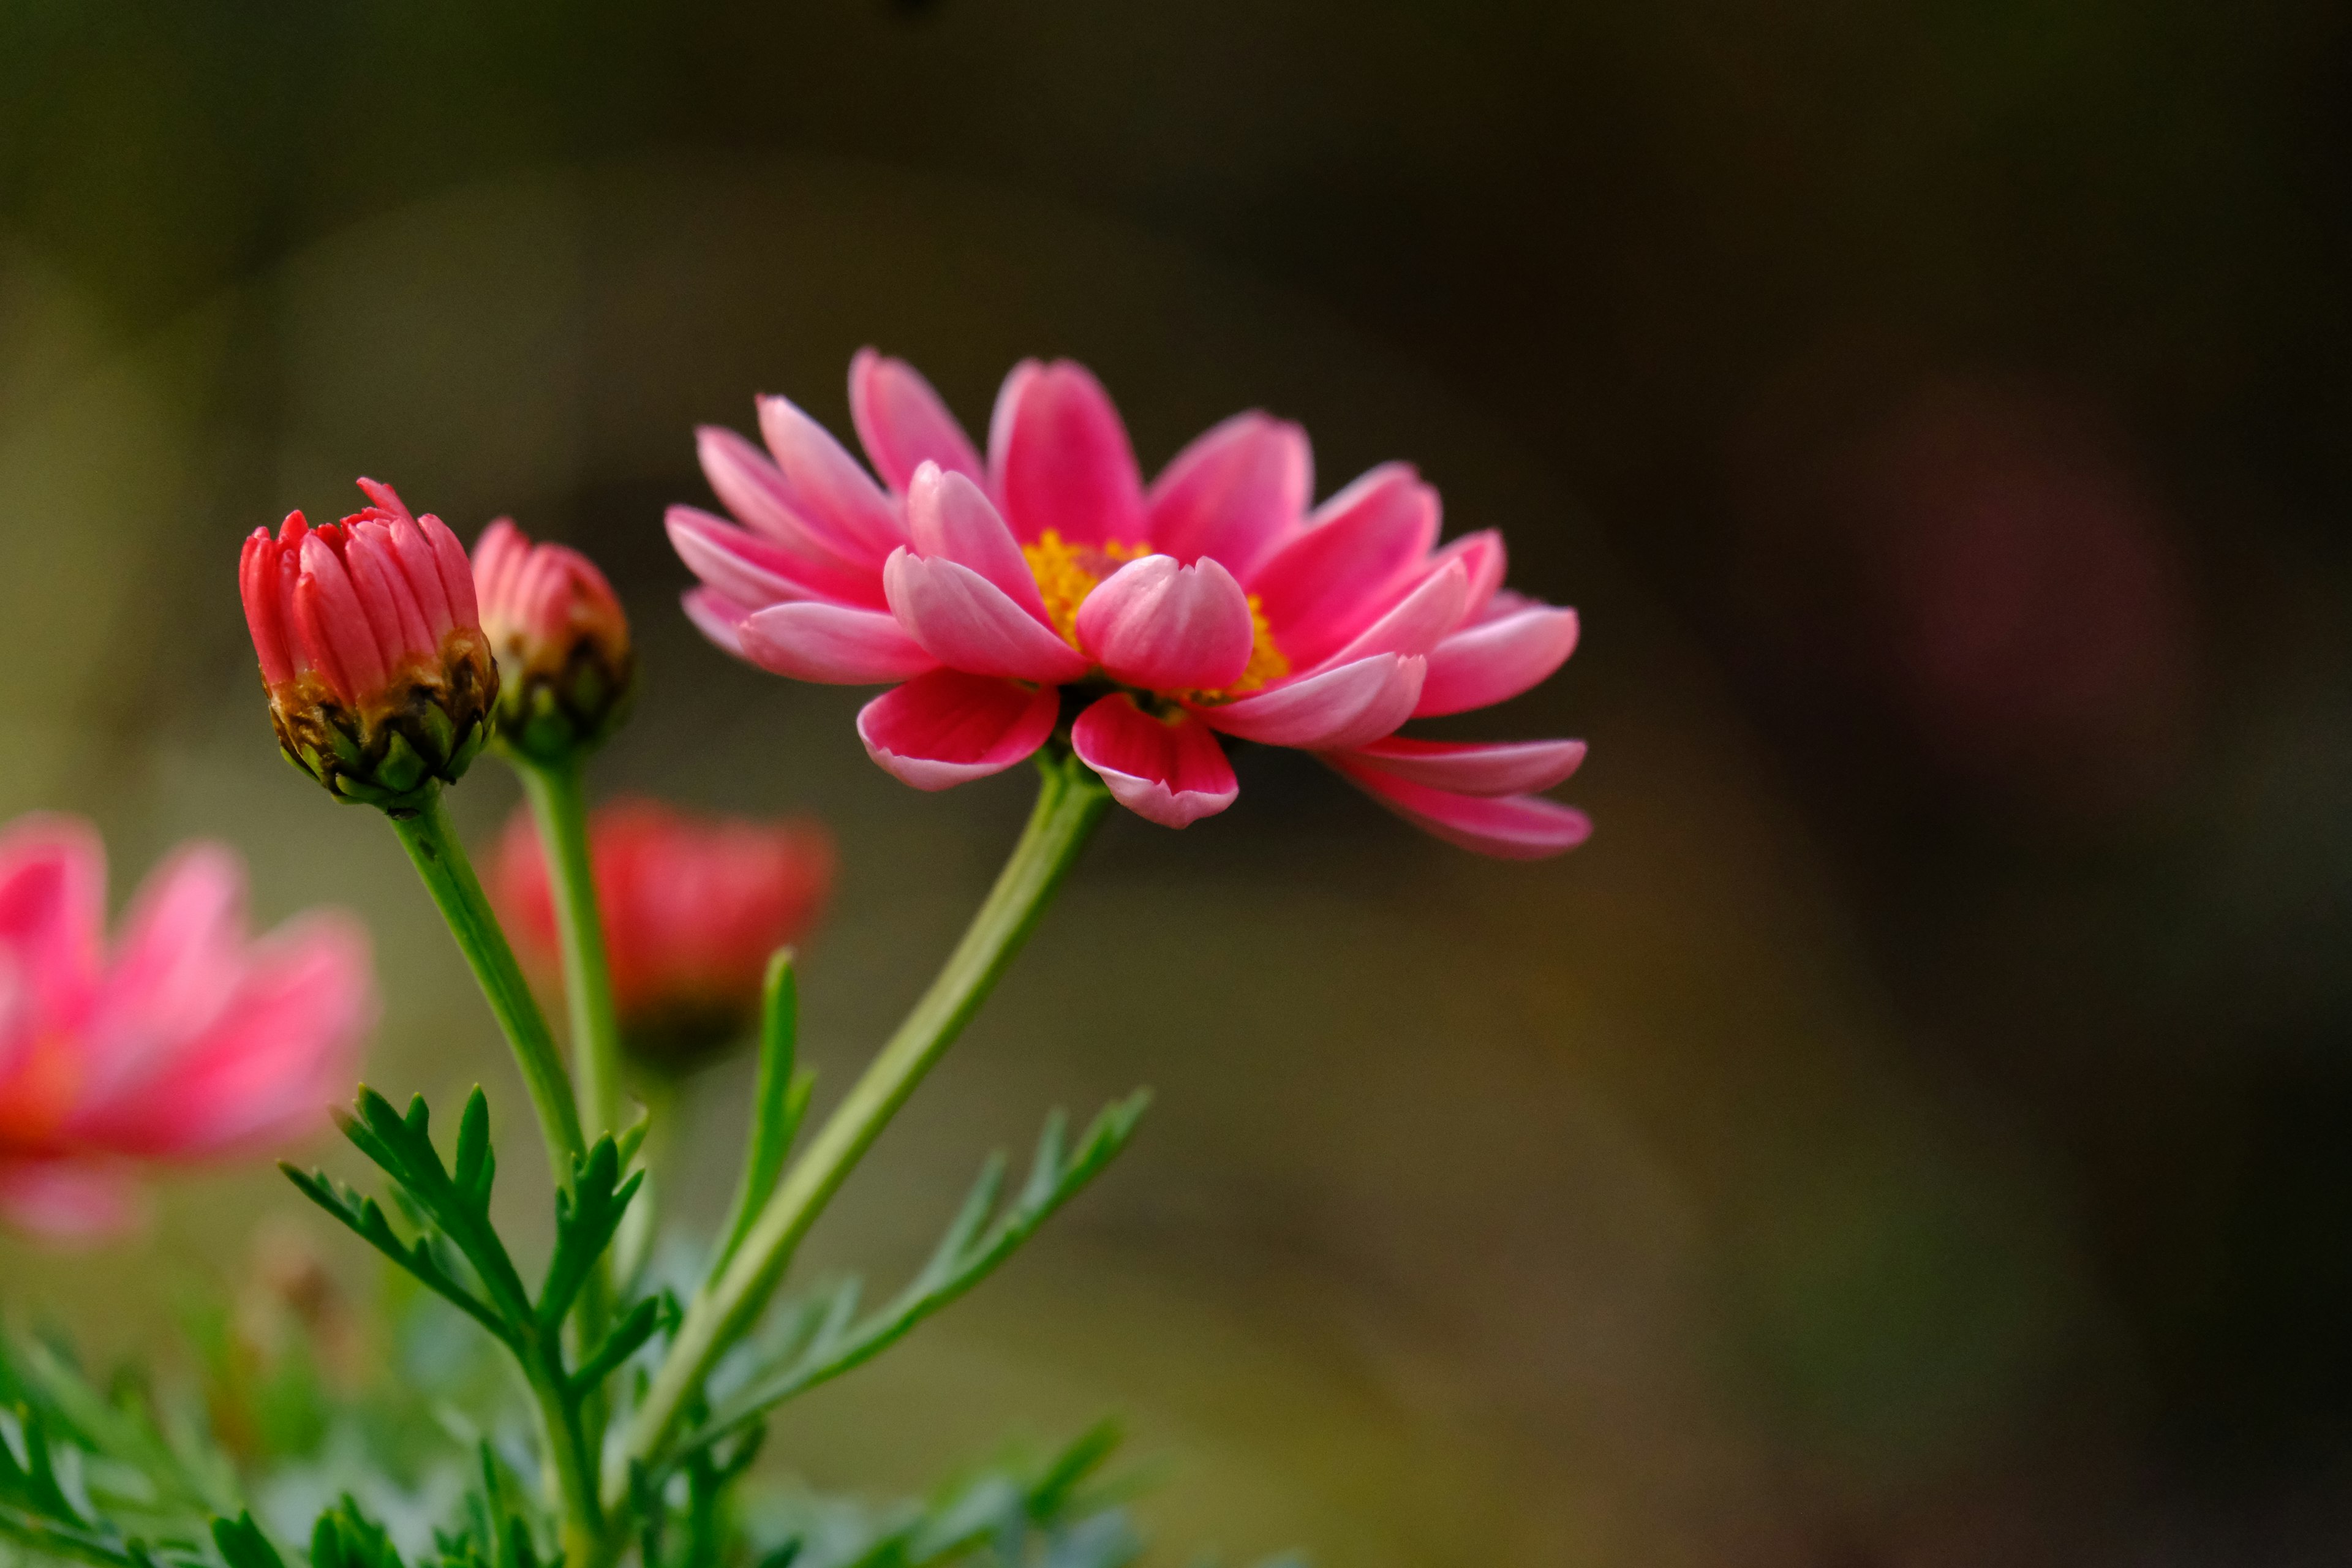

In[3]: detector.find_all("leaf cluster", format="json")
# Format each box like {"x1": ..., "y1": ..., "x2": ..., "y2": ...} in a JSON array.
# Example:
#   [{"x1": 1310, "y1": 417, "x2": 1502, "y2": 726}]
[{"x1": 684, "y1": 1093, "x2": 1150, "y2": 1466}]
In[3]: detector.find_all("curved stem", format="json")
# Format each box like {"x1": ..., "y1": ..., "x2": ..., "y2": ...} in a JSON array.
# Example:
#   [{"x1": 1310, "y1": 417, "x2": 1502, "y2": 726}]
[
  {"x1": 611, "y1": 748, "x2": 1111, "y2": 1504},
  {"x1": 386, "y1": 784, "x2": 585, "y2": 1185},
  {"x1": 515, "y1": 756, "x2": 625, "y2": 1144}
]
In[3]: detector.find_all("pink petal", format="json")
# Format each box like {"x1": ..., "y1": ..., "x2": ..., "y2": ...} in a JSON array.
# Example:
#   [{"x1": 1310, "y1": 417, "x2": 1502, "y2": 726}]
[
  {"x1": 0, "y1": 815, "x2": 104, "y2": 1041},
  {"x1": 1335, "y1": 736, "x2": 1587, "y2": 796},
  {"x1": 1145, "y1": 412, "x2": 1312, "y2": 576},
  {"x1": 758, "y1": 394, "x2": 909, "y2": 565},
  {"x1": 420, "y1": 511, "x2": 481, "y2": 633},
  {"x1": 297, "y1": 533, "x2": 389, "y2": 701},
  {"x1": 668, "y1": 507, "x2": 871, "y2": 610},
  {"x1": 695, "y1": 429, "x2": 892, "y2": 608},
  {"x1": 856, "y1": 670, "x2": 1059, "y2": 790},
  {"x1": 1246, "y1": 463, "x2": 1440, "y2": 668},
  {"x1": 881, "y1": 549, "x2": 1092, "y2": 683},
  {"x1": 1072, "y1": 695, "x2": 1238, "y2": 827},
  {"x1": 1415, "y1": 605, "x2": 1581, "y2": 717},
  {"x1": 386, "y1": 510, "x2": 458, "y2": 639},
  {"x1": 239, "y1": 530, "x2": 295, "y2": 687},
  {"x1": 344, "y1": 522, "x2": 435, "y2": 665},
  {"x1": 988, "y1": 360, "x2": 1144, "y2": 545},
  {"x1": 1328, "y1": 756, "x2": 1591, "y2": 860},
  {"x1": 1426, "y1": 529, "x2": 1507, "y2": 622},
  {"x1": 850, "y1": 349, "x2": 986, "y2": 493},
  {"x1": 681, "y1": 587, "x2": 755, "y2": 661},
  {"x1": 739, "y1": 600, "x2": 943, "y2": 685},
  {"x1": 1318, "y1": 558, "x2": 1469, "y2": 668},
  {"x1": 1194, "y1": 652, "x2": 1424, "y2": 751},
  {"x1": 0, "y1": 1158, "x2": 143, "y2": 1241},
  {"x1": 97, "y1": 843, "x2": 247, "y2": 1049},
  {"x1": 83, "y1": 912, "x2": 371, "y2": 1157},
  {"x1": 906, "y1": 464, "x2": 1050, "y2": 620},
  {"x1": 1074, "y1": 554, "x2": 1255, "y2": 693}
]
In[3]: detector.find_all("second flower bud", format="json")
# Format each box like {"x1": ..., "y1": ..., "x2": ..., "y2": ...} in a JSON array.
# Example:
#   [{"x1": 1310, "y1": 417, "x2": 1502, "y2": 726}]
[{"x1": 473, "y1": 519, "x2": 636, "y2": 763}]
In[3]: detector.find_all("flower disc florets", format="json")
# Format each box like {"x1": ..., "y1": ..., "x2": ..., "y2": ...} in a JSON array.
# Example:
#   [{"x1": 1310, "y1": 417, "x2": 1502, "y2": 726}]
[
  {"x1": 238, "y1": 478, "x2": 497, "y2": 809},
  {"x1": 472, "y1": 519, "x2": 635, "y2": 764}
]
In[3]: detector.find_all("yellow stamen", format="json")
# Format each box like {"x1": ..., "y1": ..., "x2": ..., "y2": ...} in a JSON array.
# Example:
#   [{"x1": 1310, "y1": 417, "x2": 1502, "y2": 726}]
[{"x1": 1019, "y1": 530, "x2": 1290, "y2": 699}]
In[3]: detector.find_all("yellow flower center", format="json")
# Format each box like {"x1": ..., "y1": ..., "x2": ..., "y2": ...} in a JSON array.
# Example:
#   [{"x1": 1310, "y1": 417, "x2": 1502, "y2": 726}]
[{"x1": 1019, "y1": 530, "x2": 1290, "y2": 699}]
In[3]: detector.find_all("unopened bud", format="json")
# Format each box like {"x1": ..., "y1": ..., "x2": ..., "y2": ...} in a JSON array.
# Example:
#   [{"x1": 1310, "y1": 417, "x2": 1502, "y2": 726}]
[
  {"x1": 238, "y1": 479, "x2": 497, "y2": 807},
  {"x1": 472, "y1": 520, "x2": 635, "y2": 763}
]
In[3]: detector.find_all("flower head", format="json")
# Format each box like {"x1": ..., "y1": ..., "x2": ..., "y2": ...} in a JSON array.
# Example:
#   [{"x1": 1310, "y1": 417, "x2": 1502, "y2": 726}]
[
  {"x1": 670, "y1": 352, "x2": 1588, "y2": 857},
  {"x1": 239, "y1": 478, "x2": 498, "y2": 807},
  {"x1": 0, "y1": 814, "x2": 375, "y2": 1239},
  {"x1": 490, "y1": 799, "x2": 834, "y2": 1074},
  {"x1": 472, "y1": 519, "x2": 636, "y2": 763}
]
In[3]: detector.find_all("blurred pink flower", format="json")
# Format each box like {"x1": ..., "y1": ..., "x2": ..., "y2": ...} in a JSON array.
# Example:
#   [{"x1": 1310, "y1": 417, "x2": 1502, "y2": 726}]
[
  {"x1": 670, "y1": 351, "x2": 1588, "y2": 858},
  {"x1": 491, "y1": 799, "x2": 835, "y2": 1073},
  {"x1": 0, "y1": 815, "x2": 375, "y2": 1240}
]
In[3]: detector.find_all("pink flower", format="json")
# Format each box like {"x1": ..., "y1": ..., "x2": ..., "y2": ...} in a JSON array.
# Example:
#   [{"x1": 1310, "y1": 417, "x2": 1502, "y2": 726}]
[
  {"x1": 670, "y1": 352, "x2": 1588, "y2": 857},
  {"x1": 489, "y1": 799, "x2": 835, "y2": 1073},
  {"x1": 0, "y1": 815, "x2": 375, "y2": 1239},
  {"x1": 239, "y1": 479, "x2": 498, "y2": 805},
  {"x1": 472, "y1": 519, "x2": 636, "y2": 760}
]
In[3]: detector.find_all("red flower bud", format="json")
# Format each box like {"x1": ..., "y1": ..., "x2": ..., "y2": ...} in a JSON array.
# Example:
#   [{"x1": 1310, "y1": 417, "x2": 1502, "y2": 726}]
[
  {"x1": 472, "y1": 520, "x2": 635, "y2": 762},
  {"x1": 238, "y1": 479, "x2": 498, "y2": 806}
]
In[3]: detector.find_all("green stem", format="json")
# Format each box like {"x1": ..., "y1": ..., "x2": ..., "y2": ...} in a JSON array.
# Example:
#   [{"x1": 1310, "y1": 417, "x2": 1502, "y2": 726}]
[
  {"x1": 610, "y1": 748, "x2": 1111, "y2": 1505},
  {"x1": 387, "y1": 783, "x2": 586, "y2": 1185},
  {"x1": 521, "y1": 1345, "x2": 604, "y2": 1564},
  {"x1": 511, "y1": 755, "x2": 624, "y2": 1387},
  {"x1": 515, "y1": 756, "x2": 626, "y2": 1144}
]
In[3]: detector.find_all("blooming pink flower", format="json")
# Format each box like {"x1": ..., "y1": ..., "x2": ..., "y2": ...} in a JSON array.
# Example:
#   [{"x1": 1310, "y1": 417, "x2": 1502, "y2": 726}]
[
  {"x1": 472, "y1": 519, "x2": 636, "y2": 760},
  {"x1": 669, "y1": 352, "x2": 1588, "y2": 857},
  {"x1": 0, "y1": 815, "x2": 375, "y2": 1239},
  {"x1": 239, "y1": 479, "x2": 498, "y2": 805},
  {"x1": 490, "y1": 799, "x2": 835, "y2": 1072}
]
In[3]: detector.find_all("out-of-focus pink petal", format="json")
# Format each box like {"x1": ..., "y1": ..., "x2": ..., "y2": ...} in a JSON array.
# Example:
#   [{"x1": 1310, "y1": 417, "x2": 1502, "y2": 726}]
[
  {"x1": 1336, "y1": 736, "x2": 1587, "y2": 796},
  {"x1": 850, "y1": 349, "x2": 987, "y2": 493},
  {"x1": 881, "y1": 549, "x2": 1092, "y2": 682},
  {"x1": 1415, "y1": 606, "x2": 1581, "y2": 718},
  {"x1": 81, "y1": 912, "x2": 371, "y2": 1157},
  {"x1": 95, "y1": 843, "x2": 246, "y2": 1057},
  {"x1": 1327, "y1": 755, "x2": 1592, "y2": 859},
  {"x1": 906, "y1": 464, "x2": 1049, "y2": 620},
  {"x1": 856, "y1": 670, "x2": 1058, "y2": 790},
  {"x1": 1074, "y1": 554, "x2": 1255, "y2": 693},
  {"x1": 1145, "y1": 412, "x2": 1312, "y2": 576},
  {"x1": 1319, "y1": 559, "x2": 1469, "y2": 668},
  {"x1": 668, "y1": 507, "x2": 867, "y2": 610},
  {"x1": 696, "y1": 428, "x2": 889, "y2": 606},
  {"x1": 0, "y1": 1158, "x2": 142, "y2": 1240},
  {"x1": 1246, "y1": 464, "x2": 1440, "y2": 668},
  {"x1": 758, "y1": 394, "x2": 909, "y2": 565},
  {"x1": 1072, "y1": 695, "x2": 1238, "y2": 827},
  {"x1": 681, "y1": 587, "x2": 756, "y2": 661},
  {"x1": 739, "y1": 600, "x2": 943, "y2": 685},
  {"x1": 989, "y1": 360, "x2": 1144, "y2": 545},
  {"x1": 1195, "y1": 652, "x2": 1424, "y2": 751},
  {"x1": 0, "y1": 815, "x2": 105, "y2": 1037},
  {"x1": 1425, "y1": 530, "x2": 1507, "y2": 622}
]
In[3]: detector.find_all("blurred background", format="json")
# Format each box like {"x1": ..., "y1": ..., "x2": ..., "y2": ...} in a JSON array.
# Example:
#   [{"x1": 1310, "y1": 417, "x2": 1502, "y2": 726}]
[{"x1": 1, "y1": 2, "x2": 2348, "y2": 1563}]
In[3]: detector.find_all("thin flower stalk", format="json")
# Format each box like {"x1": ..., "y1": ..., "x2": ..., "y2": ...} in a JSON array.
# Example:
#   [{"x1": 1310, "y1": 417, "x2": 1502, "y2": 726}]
[
  {"x1": 616, "y1": 747, "x2": 1111, "y2": 1496},
  {"x1": 386, "y1": 785, "x2": 584, "y2": 1182},
  {"x1": 514, "y1": 757, "x2": 625, "y2": 1146}
]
